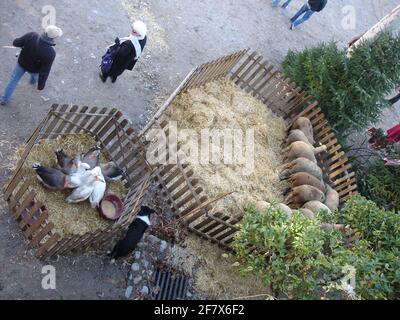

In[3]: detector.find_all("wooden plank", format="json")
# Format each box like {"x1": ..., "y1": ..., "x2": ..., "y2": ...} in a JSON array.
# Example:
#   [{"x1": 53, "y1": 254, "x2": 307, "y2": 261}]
[
  {"x1": 19, "y1": 201, "x2": 42, "y2": 230},
  {"x1": 24, "y1": 209, "x2": 49, "y2": 239},
  {"x1": 30, "y1": 223, "x2": 55, "y2": 248},
  {"x1": 63, "y1": 105, "x2": 80, "y2": 133},
  {"x1": 36, "y1": 233, "x2": 61, "y2": 258},
  {"x1": 329, "y1": 164, "x2": 353, "y2": 180},
  {"x1": 9, "y1": 179, "x2": 30, "y2": 209},
  {"x1": 4, "y1": 168, "x2": 24, "y2": 200},
  {"x1": 231, "y1": 52, "x2": 258, "y2": 80},
  {"x1": 15, "y1": 191, "x2": 35, "y2": 220}
]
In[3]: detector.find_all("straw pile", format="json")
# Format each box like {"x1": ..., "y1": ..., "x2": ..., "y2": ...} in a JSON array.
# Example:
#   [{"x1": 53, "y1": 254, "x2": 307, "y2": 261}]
[
  {"x1": 166, "y1": 79, "x2": 288, "y2": 219},
  {"x1": 19, "y1": 134, "x2": 128, "y2": 238},
  {"x1": 184, "y1": 235, "x2": 271, "y2": 300}
]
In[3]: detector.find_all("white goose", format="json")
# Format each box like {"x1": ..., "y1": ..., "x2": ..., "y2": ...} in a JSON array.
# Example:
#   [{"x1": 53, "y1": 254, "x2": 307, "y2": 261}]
[{"x1": 89, "y1": 167, "x2": 107, "y2": 208}]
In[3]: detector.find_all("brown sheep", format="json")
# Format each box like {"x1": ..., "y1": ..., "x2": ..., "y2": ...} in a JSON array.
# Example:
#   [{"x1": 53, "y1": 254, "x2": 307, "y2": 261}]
[
  {"x1": 287, "y1": 172, "x2": 326, "y2": 193},
  {"x1": 284, "y1": 185, "x2": 326, "y2": 207},
  {"x1": 291, "y1": 117, "x2": 315, "y2": 145},
  {"x1": 279, "y1": 157, "x2": 323, "y2": 180},
  {"x1": 283, "y1": 142, "x2": 327, "y2": 163},
  {"x1": 285, "y1": 129, "x2": 311, "y2": 146},
  {"x1": 325, "y1": 184, "x2": 340, "y2": 212},
  {"x1": 303, "y1": 201, "x2": 332, "y2": 214}
]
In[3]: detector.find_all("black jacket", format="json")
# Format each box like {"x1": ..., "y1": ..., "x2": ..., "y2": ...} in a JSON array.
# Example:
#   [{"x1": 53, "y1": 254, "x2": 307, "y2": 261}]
[
  {"x1": 308, "y1": 0, "x2": 327, "y2": 12},
  {"x1": 108, "y1": 36, "x2": 147, "y2": 78},
  {"x1": 13, "y1": 32, "x2": 56, "y2": 90}
]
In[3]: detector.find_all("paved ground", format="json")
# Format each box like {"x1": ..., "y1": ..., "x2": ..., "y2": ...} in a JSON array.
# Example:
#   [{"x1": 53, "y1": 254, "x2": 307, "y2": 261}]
[{"x1": 0, "y1": 0, "x2": 399, "y2": 299}]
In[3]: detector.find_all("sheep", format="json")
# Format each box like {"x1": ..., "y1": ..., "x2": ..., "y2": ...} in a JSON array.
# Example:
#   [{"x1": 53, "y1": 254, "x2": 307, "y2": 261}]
[
  {"x1": 290, "y1": 117, "x2": 315, "y2": 145},
  {"x1": 283, "y1": 141, "x2": 327, "y2": 163},
  {"x1": 299, "y1": 208, "x2": 316, "y2": 220},
  {"x1": 254, "y1": 201, "x2": 271, "y2": 212},
  {"x1": 302, "y1": 201, "x2": 332, "y2": 215},
  {"x1": 254, "y1": 201, "x2": 293, "y2": 218},
  {"x1": 279, "y1": 157, "x2": 323, "y2": 181},
  {"x1": 325, "y1": 184, "x2": 340, "y2": 212},
  {"x1": 284, "y1": 185, "x2": 326, "y2": 207},
  {"x1": 285, "y1": 172, "x2": 326, "y2": 193},
  {"x1": 284, "y1": 129, "x2": 311, "y2": 147}
]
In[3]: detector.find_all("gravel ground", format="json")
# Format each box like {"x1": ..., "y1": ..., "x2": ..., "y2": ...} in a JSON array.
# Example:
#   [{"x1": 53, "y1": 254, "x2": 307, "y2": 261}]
[{"x1": 0, "y1": 0, "x2": 399, "y2": 300}]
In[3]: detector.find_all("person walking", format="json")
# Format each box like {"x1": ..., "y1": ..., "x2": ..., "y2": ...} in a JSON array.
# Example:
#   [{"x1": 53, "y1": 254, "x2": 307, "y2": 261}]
[
  {"x1": 1, "y1": 25, "x2": 63, "y2": 106},
  {"x1": 99, "y1": 21, "x2": 147, "y2": 84},
  {"x1": 289, "y1": 0, "x2": 328, "y2": 29},
  {"x1": 272, "y1": 0, "x2": 293, "y2": 9}
]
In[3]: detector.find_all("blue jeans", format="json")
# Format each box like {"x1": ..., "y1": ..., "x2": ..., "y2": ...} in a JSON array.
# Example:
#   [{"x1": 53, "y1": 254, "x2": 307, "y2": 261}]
[
  {"x1": 1, "y1": 63, "x2": 38, "y2": 104},
  {"x1": 290, "y1": 3, "x2": 314, "y2": 27},
  {"x1": 272, "y1": 0, "x2": 292, "y2": 8}
]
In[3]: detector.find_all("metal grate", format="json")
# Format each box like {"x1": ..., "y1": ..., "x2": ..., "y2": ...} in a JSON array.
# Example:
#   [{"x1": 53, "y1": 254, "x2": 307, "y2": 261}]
[{"x1": 151, "y1": 267, "x2": 190, "y2": 300}]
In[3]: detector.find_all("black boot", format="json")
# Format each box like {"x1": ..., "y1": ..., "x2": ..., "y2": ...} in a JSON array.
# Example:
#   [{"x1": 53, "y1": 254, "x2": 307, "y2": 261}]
[
  {"x1": 99, "y1": 72, "x2": 107, "y2": 83},
  {"x1": 111, "y1": 76, "x2": 117, "y2": 83}
]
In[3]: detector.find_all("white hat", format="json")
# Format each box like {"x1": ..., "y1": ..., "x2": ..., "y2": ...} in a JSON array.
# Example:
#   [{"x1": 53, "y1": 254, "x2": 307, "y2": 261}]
[
  {"x1": 45, "y1": 25, "x2": 63, "y2": 39},
  {"x1": 132, "y1": 21, "x2": 147, "y2": 37}
]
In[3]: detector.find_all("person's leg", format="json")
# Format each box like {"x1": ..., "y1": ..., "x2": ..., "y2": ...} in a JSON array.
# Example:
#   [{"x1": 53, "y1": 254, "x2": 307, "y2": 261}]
[
  {"x1": 99, "y1": 71, "x2": 108, "y2": 83},
  {"x1": 281, "y1": 0, "x2": 292, "y2": 8},
  {"x1": 272, "y1": 0, "x2": 281, "y2": 7},
  {"x1": 290, "y1": 4, "x2": 309, "y2": 24},
  {"x1": 30, "y1": 73, "x2": 39, "y2": 85},
  {"x1": 1, "y1": 64, "x2": 26, "y2": 105},
  {"x1": 292, "y1": 9, "x2": 314, "y2": 27}
]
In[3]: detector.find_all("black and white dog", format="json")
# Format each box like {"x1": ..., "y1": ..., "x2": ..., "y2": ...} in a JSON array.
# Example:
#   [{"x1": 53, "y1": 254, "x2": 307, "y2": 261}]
[{"x1": 109, "y1": 206, "x2": 156, "y2": 260}]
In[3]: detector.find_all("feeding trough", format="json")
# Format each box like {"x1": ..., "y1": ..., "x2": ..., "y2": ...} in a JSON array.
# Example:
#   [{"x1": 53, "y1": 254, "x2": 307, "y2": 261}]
[
  {"x1": 3, "y1": 105, "x2": 152, "y2": 259},
  {"x1": 98, "y1": 194, "x2": 124, "y2": 221},
  {"x1": 140, "y1": 49, "x2": 358, "y2": 250}
]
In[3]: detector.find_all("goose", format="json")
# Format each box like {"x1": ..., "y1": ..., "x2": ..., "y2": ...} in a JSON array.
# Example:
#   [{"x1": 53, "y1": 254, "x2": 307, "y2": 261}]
[
  {"x1": 66, "y1": 183, "x2": 95, "y2": 204},
  {"x1": 82, "y1": 145, "x2": 101, "y2": 169},
  {"x1": 89, "y1": 167, "x2": 107, "y2": 208},
  {"x1": 55, "y1": 149, "x2": 74, "y2": 174},
  {"x1": 32, "y1": 164, "x2": 76, "y2": 190},
  {"x1": 100, "y1": 162, "x2": 124, "y2": 181}
]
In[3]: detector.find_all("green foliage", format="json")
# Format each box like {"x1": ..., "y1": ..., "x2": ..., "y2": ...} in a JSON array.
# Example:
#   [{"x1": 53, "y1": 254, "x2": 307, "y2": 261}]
[
  {"x1": 282, "y1": 32, "x2": 400, "y2": 139},
  {"x1": 340, "y1": 195, "x2": 400, "y2": 250},
  {"x1": 233, "y1": 198, "x2": 400, "y2": 300},
  {"x1": 366, "y1": 160, "x2": 400, "y2": 212}
]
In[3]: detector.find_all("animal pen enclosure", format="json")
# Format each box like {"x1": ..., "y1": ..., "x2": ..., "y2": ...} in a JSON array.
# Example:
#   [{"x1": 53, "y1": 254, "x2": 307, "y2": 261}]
[
  {"x1": 141, "y1": 49, "x2": 358, "y2": 251},
  {"x1": 3, "y1": 105, "x2": 152, "y2": 259}
]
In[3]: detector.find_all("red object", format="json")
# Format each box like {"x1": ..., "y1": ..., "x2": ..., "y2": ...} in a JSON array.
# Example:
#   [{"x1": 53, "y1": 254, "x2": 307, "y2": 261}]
[
  {"x1": 387, "y1": 124, "x2": 400, "y2": 144},
  {"x1": 97, "y1": 194, "x2": 124, "y2": 221}
]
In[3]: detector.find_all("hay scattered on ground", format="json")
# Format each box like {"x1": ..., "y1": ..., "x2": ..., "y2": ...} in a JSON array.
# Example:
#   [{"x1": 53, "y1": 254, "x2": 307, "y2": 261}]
[
  {"x1": 166, "y1": 79, "x2": 288, "y2": 219},
  {"x1": 121, "y1": 0, "x2": 169, "y2": 52},
  {"x1": 183, "y1": 235, "x2": 270, "y2": 300},
  {"x1": 20, "y1": 134, "x2": 128, "y2": 238}
]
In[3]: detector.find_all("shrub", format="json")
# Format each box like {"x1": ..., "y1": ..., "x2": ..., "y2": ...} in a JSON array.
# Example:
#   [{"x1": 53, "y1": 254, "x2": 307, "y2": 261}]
[
  {"x1": 282, "y1": 32, "x2": 400, "y2": 139},
  {"x1": 366, "y1": 161, "x2": 400, "y2": 212},
  {"x1": 233, "y1": 198, "x2": 400, "y2": 300}
]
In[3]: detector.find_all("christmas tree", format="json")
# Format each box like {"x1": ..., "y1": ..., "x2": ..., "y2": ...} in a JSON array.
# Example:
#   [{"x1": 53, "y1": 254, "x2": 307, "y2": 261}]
[{"x1": 283, "y1": 32, "x2": 400, "y2": 140}]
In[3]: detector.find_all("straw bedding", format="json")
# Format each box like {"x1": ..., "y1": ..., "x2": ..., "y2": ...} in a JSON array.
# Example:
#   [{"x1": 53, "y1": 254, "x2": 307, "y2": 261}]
[
  {"x1": 19, "y1": 134, "x2": 128, "y2": 238},
  {"x1": 166, "y1": 79, "x2": 288, "y2": 219}
]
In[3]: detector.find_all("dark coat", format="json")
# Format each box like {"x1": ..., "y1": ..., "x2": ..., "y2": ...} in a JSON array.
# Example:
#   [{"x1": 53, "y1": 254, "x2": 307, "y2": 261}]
[
  {"x1": 108, "y1": 36, "x2": 147, "y2": 78},
  {"x1": 308, "y1": 0, "x2": 327, "y2": 12},
  {"x1": 13, "y1": 32, "x2": 56, "y2": 90}
]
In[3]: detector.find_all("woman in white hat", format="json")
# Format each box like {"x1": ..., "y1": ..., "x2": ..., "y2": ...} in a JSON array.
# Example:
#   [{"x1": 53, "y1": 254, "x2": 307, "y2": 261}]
[{"x1": 100, "y1": 21, "x2": 147, "y2": 83}]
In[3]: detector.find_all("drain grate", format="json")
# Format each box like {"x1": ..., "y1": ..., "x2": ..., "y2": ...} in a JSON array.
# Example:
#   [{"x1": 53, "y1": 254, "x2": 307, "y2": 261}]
[{"x1": 151, "y1": 267, "x2": 190, "y2": 300}]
